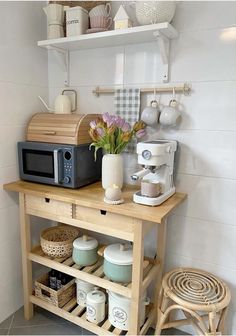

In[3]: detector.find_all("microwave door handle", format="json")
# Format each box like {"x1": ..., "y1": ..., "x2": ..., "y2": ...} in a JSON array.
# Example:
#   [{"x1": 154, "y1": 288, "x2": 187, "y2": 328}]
[
  {"x1": 53, "y1": 149, "x2": 63, "y2": 184},
  {"x1": 53, "y1": 149, "x2": 59, "y2": 183}
]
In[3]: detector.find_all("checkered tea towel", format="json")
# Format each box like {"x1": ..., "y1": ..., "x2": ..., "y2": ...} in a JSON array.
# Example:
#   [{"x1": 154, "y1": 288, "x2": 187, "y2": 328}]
[{"x1": 114, "y1": 88, "x2": 140, "y2": 152}]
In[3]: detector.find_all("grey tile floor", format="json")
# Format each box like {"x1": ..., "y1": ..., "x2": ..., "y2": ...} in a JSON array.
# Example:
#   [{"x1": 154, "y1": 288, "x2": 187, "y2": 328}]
[{"x1": 0, "y1": 306, "x2": 188, "y2": 335}]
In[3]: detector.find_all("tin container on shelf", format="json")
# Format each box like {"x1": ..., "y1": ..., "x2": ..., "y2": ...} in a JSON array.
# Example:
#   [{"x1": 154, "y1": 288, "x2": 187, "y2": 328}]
[
  {"x1": 75, "y1": 279, "x2": 94, "y2": 307},
  {"x1": 86, "y1": 288, "x2": 106, "y2": 324},
  {"x1": 66, "y1": 6, "x2": 89, "y2": 37}
]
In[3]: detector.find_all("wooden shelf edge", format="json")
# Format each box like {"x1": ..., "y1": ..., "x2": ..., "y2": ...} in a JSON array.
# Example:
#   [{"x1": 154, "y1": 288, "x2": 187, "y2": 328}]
[
  {"x1": 29, "y1": 249, "x2": 132, "y2": 298},
  {"x1": 30, "y1": 295, "x2": 114, "y2": 336}
]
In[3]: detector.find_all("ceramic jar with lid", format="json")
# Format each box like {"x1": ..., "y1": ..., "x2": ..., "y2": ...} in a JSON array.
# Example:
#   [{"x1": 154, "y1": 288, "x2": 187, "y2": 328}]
[
  {"x1": 108, "y1": 290, "x2": 150, "y2": 330},
  {"x1": 103, "y1": 244, "x2": 133, "y2": 283},
  {"x1": 75, "y1": 279, "x2": 94, "y2": 307},
  {"x1": 72, "y1": 235, "x2": 98, "y2": 266},
  {"x1": 86, "y1": 288, "x2": 106, "y2": 324}
]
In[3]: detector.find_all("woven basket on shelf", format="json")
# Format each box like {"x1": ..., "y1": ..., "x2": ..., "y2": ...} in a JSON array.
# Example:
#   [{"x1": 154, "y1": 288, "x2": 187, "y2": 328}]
[{"x1": 40, "y1": 225, "x2": 79, "y2": 258}]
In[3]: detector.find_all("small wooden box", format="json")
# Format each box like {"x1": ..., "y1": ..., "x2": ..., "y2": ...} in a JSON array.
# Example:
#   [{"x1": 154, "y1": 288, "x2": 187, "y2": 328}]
[
  {"x1": 26, "y1": 113, "x2": 99, "y2": 145},
  {"x1": 34, "y1": 273, "x2": 76, "y2": 308}
]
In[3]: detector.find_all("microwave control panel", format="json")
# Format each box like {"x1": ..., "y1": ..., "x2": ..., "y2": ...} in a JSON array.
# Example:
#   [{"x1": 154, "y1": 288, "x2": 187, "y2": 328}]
[{"x1": 63, "y1": 150, "x2": 73, "y2": 183}]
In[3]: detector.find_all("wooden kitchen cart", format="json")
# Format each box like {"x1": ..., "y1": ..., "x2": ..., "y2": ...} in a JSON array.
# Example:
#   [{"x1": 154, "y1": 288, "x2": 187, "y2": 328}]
[{"x1": 4, "y1": 181, "x2": 186, "y2": 335}]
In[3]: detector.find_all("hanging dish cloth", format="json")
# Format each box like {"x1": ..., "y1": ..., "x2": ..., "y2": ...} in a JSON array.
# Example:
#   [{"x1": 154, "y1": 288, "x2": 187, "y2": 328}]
[{"x1": 114, "y1": 88, "x2": 140, "y2": 152}]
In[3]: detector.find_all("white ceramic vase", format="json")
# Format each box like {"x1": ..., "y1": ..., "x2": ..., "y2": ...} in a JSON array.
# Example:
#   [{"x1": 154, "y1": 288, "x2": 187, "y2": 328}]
[{"x1": 102, "y1": 154, "x2": 123, "y2": 189}]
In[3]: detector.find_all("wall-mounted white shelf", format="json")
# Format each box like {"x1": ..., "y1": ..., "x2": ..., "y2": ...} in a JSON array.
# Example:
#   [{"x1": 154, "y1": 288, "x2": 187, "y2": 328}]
[{"x1": 38, "y1": 22, "x2": 178, "y2": 83}]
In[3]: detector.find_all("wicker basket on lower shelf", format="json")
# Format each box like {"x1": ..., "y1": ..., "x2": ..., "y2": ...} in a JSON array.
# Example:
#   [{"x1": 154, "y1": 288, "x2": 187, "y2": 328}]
[{"x1": 35, "y1": 273, "x2": 76, "y2": 308}]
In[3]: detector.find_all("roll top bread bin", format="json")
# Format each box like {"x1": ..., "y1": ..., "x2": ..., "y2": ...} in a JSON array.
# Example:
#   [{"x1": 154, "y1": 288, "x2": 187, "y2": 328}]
[{"x1": 26, "y1": 113, "x2": 100, "y2": 145}]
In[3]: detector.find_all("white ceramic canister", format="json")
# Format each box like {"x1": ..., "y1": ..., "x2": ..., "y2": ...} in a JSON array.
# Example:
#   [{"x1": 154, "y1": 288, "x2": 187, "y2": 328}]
[
  {"x1": 66, "y1": 6, "x2": 89, "y2": 37},
  {"x1": 75, "y1": 279, "x2": 94, "y2": 307},
  {"x1": 86, "y1": 288, "x2": 106, "y2": 323},
  {"x1": 108, "y1": 290, "x2": 149, "y2": 330}
]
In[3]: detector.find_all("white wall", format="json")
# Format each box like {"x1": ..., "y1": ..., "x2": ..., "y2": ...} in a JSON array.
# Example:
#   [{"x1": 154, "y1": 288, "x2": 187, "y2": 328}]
[
  {"x1": 48, "y1": 1, "x2": 236, "y2": 334},
  {"x1": 0, "y1": 2, "x2": 48, "y2": 323}
]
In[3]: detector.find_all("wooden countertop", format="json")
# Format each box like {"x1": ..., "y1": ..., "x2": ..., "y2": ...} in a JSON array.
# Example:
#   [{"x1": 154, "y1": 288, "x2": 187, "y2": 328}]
[{"x1": 4, "y1": 181, "x2": 187, "y2": 223}]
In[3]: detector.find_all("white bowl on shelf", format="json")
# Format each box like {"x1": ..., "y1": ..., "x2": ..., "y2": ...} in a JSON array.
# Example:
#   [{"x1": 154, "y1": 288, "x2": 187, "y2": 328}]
[{"x1": 135, "y1": 1, "x2": 176, "y2": 25}]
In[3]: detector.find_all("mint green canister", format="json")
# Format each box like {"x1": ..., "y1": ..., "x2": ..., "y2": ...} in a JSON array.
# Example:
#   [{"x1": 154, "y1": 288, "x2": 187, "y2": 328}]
[
  {"x1": 103, "y1": 244, "x2": 133, "y2": 283},
  {"x1": 73, "y1": 235, "x2": 98, "y2": 266}
]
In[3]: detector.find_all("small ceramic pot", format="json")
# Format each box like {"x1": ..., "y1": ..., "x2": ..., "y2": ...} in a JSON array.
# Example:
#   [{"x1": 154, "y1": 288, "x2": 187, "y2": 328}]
[
  {"x1": 72, "y1": 235, "x2": 98, "y2": 266},
  {"x1": 102, "y1": 244, "x2": 133, "y2": 283}
]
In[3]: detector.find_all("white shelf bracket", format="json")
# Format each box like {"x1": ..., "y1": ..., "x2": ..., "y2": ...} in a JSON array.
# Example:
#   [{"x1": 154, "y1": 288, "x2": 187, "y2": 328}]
[
  {"x1": 46, "y1": 46, "x2": 70, "y2": 86},
  {"x1": 153, "y1": 31, "x2": 170, "y2": 83}
]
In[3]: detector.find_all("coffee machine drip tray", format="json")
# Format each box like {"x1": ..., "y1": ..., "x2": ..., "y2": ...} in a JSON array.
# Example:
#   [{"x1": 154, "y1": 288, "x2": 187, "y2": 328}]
[{"x1": 133, "y1": 187, "x2": 175, "y2": 206}]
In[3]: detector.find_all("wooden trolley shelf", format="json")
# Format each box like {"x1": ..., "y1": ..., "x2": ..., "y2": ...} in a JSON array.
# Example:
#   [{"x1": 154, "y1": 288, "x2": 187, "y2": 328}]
[
  {"x1": 29, "y1": 246, "x2": 160, "y2": 298},
  {"x1": 30, "y1": 295, "x2": 155, "y2": 336},
  {"x1": 3, "y1": 181, "x2": 187, "y2": 335}
]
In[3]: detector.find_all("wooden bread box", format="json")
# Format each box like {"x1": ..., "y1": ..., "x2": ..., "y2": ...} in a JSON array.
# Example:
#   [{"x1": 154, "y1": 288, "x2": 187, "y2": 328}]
[{"x1": 26, "y1": 113, "x2": 99, "y2": 145}]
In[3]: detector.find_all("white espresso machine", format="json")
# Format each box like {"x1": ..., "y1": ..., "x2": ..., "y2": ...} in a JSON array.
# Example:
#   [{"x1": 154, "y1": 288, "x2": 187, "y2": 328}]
[{"x1": 131, "y1": 140, "x2": 177, "y2": 206}]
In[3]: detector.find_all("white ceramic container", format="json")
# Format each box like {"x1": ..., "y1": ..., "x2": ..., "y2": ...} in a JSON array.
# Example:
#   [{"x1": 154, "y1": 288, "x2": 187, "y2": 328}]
[
  {"x1": 75, "y1": 279, "x2": 94, "y2": 307},
  {"x1": 86, "y1": 288, "x2": 106, "y2": 323},
  {"x1": 108, "y1": 290, "x2": 149, "y2": 330},
  {"x1": 73, "y1": 235, "x2": 98, "y2": 266},
  {"x1": 102, "y1": 154, "x2": 123, "y2": 189},
  {"x1": 66, "y1": 6, "x2": 89, "y2": 37}
]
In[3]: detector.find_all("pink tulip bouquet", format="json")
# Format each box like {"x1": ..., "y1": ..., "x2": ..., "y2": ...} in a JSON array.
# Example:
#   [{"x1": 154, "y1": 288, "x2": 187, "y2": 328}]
[{"x1": 89, "y1": 112, "x2": 146, "y2": 156}]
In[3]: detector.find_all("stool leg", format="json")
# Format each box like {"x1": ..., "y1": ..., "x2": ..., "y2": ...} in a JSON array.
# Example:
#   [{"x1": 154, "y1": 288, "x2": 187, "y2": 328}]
[
  {"x1": 217, "y1": 307, "x2": 228, "y2": 334},
  {"x1": 207, "y1": 311, "x2": 217, "y2": 336}
]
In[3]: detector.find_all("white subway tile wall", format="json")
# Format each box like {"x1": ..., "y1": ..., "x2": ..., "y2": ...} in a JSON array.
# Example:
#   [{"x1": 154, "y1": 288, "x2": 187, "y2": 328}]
[
  {"x1": 48, "y1": 1, "x2": 236, "y2": 333},
  {"x1": 0, "y1": 2, "x2": 48, "y2": 323}
]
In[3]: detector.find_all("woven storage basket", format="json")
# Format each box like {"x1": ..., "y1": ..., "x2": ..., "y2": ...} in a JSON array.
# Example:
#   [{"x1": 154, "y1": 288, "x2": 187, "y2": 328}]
[
  {"x1": 35, "y1": 272, "x2": 76, "y2": 308},
  {"x1": 41, "y1": 225, "x2": 79, "y2": 258}
]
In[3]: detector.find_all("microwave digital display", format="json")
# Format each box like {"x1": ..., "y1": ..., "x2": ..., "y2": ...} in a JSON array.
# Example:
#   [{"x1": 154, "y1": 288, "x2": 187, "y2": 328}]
[{"x1": 22, "y1": 149, "x2": 54, "y2": 178}]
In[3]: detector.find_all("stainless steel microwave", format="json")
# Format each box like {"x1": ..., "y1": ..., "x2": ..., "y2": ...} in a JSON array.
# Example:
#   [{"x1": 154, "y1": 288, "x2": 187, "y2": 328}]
[{"x1": 18, "y1": 142, "x2": 102, "y2": 188}]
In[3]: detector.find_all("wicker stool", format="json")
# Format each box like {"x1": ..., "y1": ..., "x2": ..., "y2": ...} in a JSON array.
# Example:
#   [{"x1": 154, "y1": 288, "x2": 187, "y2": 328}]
[{"x1": 155, "y1": 268, "x2": 231, "y2": 336}]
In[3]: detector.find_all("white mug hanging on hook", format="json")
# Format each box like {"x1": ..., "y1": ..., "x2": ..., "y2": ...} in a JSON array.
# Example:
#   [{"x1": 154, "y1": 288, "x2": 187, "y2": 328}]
[
  {"x1": 141, "y1": 88, "x2": 160, "y2": 126},
  {"x1": 159, "y1": 89, "x2": 181, "y2": 127}
]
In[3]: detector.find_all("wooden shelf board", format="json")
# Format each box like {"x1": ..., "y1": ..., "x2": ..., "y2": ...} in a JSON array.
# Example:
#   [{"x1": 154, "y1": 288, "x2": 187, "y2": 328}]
[
  {"x1": 29, "y1": 246, "x2": 158, "y2": 298},
  {"x1": 38, "y1": 23, "x2": 178, "y2": 51},
  {"x1": 4, "y1": 181, "x2": 187, "y2": 224},
  {"x1": 30, "y1": 295, "x2": 155, "y2": 336}
]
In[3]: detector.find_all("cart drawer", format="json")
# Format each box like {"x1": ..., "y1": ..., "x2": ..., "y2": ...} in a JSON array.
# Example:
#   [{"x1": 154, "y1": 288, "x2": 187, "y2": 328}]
[
  {"x1": 25, "y1": 195, "x2": 72, "y2": 218},
  {"x1": 75, "y1": 205, "x2": 134, "y2": 235}
]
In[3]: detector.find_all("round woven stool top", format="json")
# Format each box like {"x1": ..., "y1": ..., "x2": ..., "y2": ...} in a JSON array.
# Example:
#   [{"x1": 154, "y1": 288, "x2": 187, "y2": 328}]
[{"x1": 163, "y1": 268, "x2": 231, "y2": 312}]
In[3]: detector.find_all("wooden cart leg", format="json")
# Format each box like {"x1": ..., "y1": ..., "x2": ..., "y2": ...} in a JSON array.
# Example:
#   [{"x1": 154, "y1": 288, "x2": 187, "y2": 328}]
[
  {"x1": 129, "y1": 219, "x2": 144, "y2": 335},
  {"x1": 154, "y1": 218, "x2": 167, "y2": 326},
  {"x1": 19, "y1": 193, "x2": 34, "y2": 320}
]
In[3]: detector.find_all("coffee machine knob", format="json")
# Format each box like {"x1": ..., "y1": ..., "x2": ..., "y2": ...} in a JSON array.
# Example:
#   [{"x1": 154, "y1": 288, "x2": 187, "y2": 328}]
[
  {"x1": 142, "y1": 150, "x2": 152, "y2": 160},
  {"x1": 63, "y1": 176, "x2": 70, "y2": 184}
]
